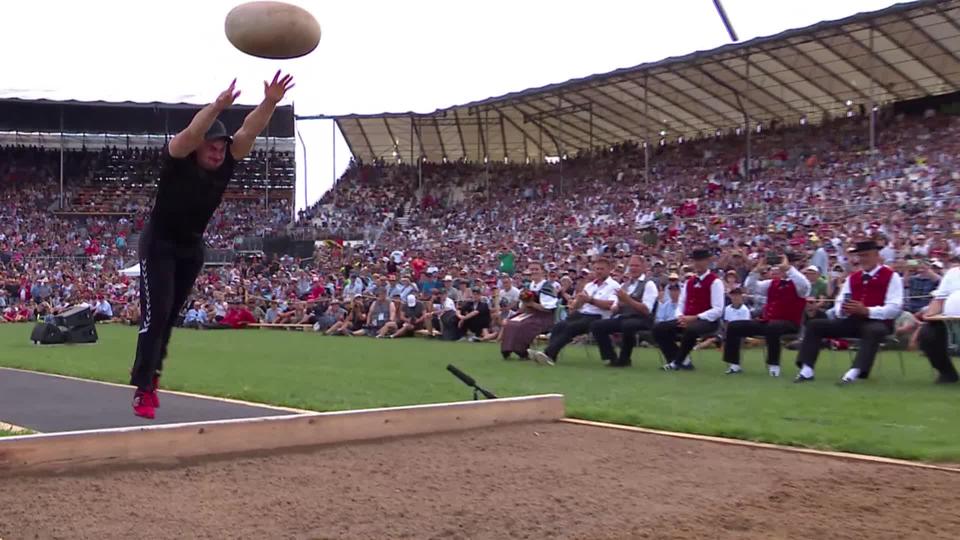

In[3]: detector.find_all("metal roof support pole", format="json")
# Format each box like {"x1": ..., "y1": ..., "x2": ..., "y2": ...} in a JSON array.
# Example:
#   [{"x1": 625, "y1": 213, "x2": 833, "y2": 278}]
[
  {"x1": 409, "y1": 117, "x2": 414, "y2": 165},
  {"x1": 265, "y1": 123, "x2": 271, "y2": 209},
  {"x1": 538, "y1": 123, "x2": 543, "y2": 166},
  {"x1": 331, "y1": 120, "x2": 336, "y2": 205},
  {"x1": 297, "y1": 128, "x2": 310, "y2": 211},
  {"x1": 868, "y1": 26, "x2": 876, "y2": 169},
  {"x1": 558, "y1": 96, "x2": 564, "y2": 195},
  {"x1": 59, "y1": 105, "x2": 64, "y2": 210},
  {"x1": 589, "y1": 106, "x2": 594, "y2": 151},
  {"x1": 744, "y1": 56, "x2": 752, "y2": 186},
  {"x1": 484, "y1": 109, "x2": 491, "y2": 199},
  {"x1": 644, "y1": 76, "x2": 650, "y2": 185}
]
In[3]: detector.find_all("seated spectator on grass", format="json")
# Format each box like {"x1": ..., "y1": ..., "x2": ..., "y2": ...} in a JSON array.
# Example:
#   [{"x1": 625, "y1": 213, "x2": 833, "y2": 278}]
[
  {"x1": 455, "y1": 286, "x2": 492, "y2": 341},
  {"x1": 431, "y1": 289, "x2": 459, "y2": 340},
  {"x1": 212, "y1": 299, "x2": 257, "y2": 329},
  {"x1": 183, "y1": 301, "x2": 208, "y2": 329},
  {"x1": 313, "y1": 299, "x2": 346, "y2": 332},
  {"x1": 92, "y1": 295, "x2": 113, "y2": 322},
  {"x1": 385, "y1": 293, "x2": 428, "y2": 338},
  {"x1": 121, "y1": 302, "x2": 140, "y2": 326},
  {"x1": 363, "y1": 287, "x2": 395, "y2": 337},
  {"x1": 327, "y1": 296, "x2": 367, "y2": 336}
]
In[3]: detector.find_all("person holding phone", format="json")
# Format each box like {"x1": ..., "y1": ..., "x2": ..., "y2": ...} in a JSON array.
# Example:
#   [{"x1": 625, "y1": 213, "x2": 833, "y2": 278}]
[
  {"x1": 653, "y1": 248, "x2": 725, "y2": 371},
  {"x1": 793, "y1": 240, "x2": 903, "y2": 384},
  {"x1": 726, "y1": 253, "x2": 810, "y2": 377}
]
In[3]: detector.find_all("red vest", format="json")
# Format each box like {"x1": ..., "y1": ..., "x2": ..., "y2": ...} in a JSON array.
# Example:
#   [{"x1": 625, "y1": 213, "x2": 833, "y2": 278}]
[
  {"x1": 683, "y1": 273, "x2": 718, "y2": 316},
  {"x1": 761, "y1": 278, "x2": 806, "y2": 327},
  {"x1": 849, "y1": 266, "x2": 894, "y2": 310}
]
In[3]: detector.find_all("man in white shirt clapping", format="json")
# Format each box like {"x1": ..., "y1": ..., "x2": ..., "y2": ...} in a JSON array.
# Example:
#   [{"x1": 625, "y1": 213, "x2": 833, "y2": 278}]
[{"x1": 531, "y1": 258, "x2": 620, "y2": 366}]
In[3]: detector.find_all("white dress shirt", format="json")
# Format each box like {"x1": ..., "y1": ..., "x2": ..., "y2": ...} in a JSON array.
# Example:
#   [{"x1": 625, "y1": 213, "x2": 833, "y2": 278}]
[
  {"x1": 529, "y1": 280, "x2": 559, "y2": 310},
  {"x1": 612, "y1": 274, "x2": 659, "y2": 315},
  {"x1": 932, "y1": 267, "x2": 960, "y2": 316},
  {"x1": 579, "y1": 276, "x2": 621, "y2": 318},
  {"x1": 723, "y1": 304, "x2": 751, "y2": 323},
  {"x1": 745, "y1": 266, "x2": 811, "y2": 298},
  {"x1": 675, "y1": 271, "x2": 725, "y2": 322},
  {"x1": 829, "y1": 265, "x2": 903, "y2": 320}
]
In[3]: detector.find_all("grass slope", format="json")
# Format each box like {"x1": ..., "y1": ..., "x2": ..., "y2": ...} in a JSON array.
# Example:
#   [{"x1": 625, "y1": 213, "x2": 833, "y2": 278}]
[{"x1": 0, "y1": 324, "x2": 956, "y2": 460}]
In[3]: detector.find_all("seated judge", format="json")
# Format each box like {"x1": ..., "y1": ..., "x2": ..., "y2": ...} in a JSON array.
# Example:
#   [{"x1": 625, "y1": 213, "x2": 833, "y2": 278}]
[
  {"x1": 530, "y1": 257, "x2": 620, "y2": 366},
  {"x1": 590, "y1": 255, "x2": 658, "y2": 367},
  {"x1": 913, "y1": 256, "x2": 960, "y2": 384},
  {"x1": 653, "y1": 248, "x2": 725, "y2": 371},
  {"x1": 793, "y1": 240, "x2": 903, "y2": 384},
  {"x1": 725, "y1": 253, "x2": 810, "y2": 377}
]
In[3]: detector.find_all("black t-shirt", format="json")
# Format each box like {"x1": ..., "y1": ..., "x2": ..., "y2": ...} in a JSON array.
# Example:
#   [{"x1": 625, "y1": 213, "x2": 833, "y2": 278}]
[
  {"x1": 149, "y1": 146, "x2": 236, "y2": 243},
  {"x1": 402, "y1": 302, "x2": 425, "y2": 321}
]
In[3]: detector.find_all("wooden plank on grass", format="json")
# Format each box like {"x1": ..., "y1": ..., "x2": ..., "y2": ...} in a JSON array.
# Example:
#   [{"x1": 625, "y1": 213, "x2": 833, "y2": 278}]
[{"x1": 0, "y1": 394, "x2": 564, "y2": 473}]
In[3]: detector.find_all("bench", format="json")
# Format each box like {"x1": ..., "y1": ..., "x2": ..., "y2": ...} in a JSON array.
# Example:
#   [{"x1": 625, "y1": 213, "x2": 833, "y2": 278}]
[{"x1": 248, "y1": 323, "x2": 314, "y2": 331}]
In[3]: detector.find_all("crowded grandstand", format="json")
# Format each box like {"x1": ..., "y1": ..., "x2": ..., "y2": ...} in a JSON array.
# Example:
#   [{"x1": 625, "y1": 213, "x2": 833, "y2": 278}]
[{"x1": 2, "y1": 0, "x2": 960, "y2": 382}]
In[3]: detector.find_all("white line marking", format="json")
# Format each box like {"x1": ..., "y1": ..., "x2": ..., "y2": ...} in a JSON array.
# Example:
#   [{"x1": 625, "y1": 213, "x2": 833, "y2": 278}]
[{"x1": 560, "y1": 418, "x2": 960, "y2": 474}]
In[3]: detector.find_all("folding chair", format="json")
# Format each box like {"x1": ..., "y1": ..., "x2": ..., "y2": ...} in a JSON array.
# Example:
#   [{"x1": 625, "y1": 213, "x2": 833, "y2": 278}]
[{"x1": 845, "y1": 335, "x2": 906, "y2": 376}]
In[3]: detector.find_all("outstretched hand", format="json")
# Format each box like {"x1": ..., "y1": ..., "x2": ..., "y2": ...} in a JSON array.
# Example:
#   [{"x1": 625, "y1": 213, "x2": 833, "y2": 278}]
[
  {"x1": 215, "y1": 78, "x2": 241, "y2": 110},
  {"x1": 264, "y1": 70, "x2": 295, "y2": 104}
]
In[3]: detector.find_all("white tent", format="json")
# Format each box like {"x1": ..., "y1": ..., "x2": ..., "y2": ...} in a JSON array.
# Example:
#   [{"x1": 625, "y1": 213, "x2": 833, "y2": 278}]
[{"x1": 120, "y1": 264, "x2": 141, "y2": 278}]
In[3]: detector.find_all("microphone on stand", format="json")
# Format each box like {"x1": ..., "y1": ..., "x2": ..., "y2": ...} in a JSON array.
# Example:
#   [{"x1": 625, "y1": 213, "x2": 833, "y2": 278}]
[{"x1": 446, "y1": 364, "x2": 497, "y2": 400}]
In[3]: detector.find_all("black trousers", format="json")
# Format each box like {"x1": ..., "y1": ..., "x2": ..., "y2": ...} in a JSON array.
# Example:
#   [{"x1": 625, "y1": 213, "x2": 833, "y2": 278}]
[
  {"x1": 591, "y1": 316, "x2": 652, "y2": 365},
  {"x1": 544, "y1": 312, "x2": 602, "y2": 360},
  {"x1": 795, "y1": 317, "x2": 891, "y2": 374},
  {"x1": 918, "y1": 322, "x2": 959, "y2": 379},
  {"x1": 130, "y1": 227, "x2": 204, "y2": 391},
  {"x1": 652, "y1": 318, "x2": 720, "y2": 364},
  {"x1": 723, "y1": 319, "x2": 799, "y2": 366}
]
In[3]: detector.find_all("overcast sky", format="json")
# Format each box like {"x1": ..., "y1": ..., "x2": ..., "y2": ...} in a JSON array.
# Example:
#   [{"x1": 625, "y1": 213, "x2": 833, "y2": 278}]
[{"x1": 2, "y1": 0, "x2": 900, "y2": 209}]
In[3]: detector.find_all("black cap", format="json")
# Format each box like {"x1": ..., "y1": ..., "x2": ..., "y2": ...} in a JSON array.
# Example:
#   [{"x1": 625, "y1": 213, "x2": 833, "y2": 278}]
[
  {"x1": 204, "y1": 119, "x2": 232, "y2": 142},
  {"x1": 691, "y1": 248, "x2": 713, "y2": 261},
  {"x1": 848, "y1": 240, "x2": 881, "y2": 253}
]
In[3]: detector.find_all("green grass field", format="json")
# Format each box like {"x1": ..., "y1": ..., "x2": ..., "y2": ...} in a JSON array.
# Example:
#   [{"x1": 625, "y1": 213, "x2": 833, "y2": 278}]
[{"x1": 0, "y1": 324, "x2": 957, "y2": 461}]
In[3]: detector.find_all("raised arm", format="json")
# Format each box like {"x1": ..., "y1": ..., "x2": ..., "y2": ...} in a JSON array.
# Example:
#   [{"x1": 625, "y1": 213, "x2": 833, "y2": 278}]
[
  {"x1": 231, "y1": 70, "x2": 295, "y2": 160},
  {"x1": 169, "y1": 79, "x2": 240, "y2": 158}
]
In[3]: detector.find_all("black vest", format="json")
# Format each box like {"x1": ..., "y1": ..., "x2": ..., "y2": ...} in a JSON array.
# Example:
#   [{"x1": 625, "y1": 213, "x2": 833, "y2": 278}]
[{"x1": 618, "y1": 278, "x2": 657, "y2": 319}]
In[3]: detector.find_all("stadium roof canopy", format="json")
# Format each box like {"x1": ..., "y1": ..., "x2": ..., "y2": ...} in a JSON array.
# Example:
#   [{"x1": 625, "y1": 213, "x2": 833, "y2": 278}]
[
  {"x1": 316, "y1": 0, "x2": 960, "y2": 163},
  {"x1": 0, "y1": 98, "x2": 295, "y2": 138}
]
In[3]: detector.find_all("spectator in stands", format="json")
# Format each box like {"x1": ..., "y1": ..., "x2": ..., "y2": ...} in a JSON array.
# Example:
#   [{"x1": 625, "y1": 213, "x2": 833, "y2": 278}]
[
  {"x1": 904, "y1": 259, "x2": 940, "y2": 313},
  {"x1": 498, "y1": 275, "x2": 521, "y2": 310}
]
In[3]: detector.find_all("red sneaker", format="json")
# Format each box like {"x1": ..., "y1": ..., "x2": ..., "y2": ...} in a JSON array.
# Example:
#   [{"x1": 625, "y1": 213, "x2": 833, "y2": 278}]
[
  {"x1": 149, "y1": 374, "x2": 161, "y2": 408},
  {"x1": 133, "y1": 390, "x2": 155, "y2": 420}
]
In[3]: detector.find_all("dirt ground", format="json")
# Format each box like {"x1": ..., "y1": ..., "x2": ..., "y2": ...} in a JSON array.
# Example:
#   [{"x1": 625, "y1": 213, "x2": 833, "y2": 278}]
[{"x1": 2, "y1": 422, "x2": 959, "y2": 540}]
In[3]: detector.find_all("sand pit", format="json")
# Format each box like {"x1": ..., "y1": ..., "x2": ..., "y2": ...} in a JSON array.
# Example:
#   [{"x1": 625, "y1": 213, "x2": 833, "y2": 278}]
[{"x1": 3, "y1": 421, "x2": 959, "y2": 539}]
